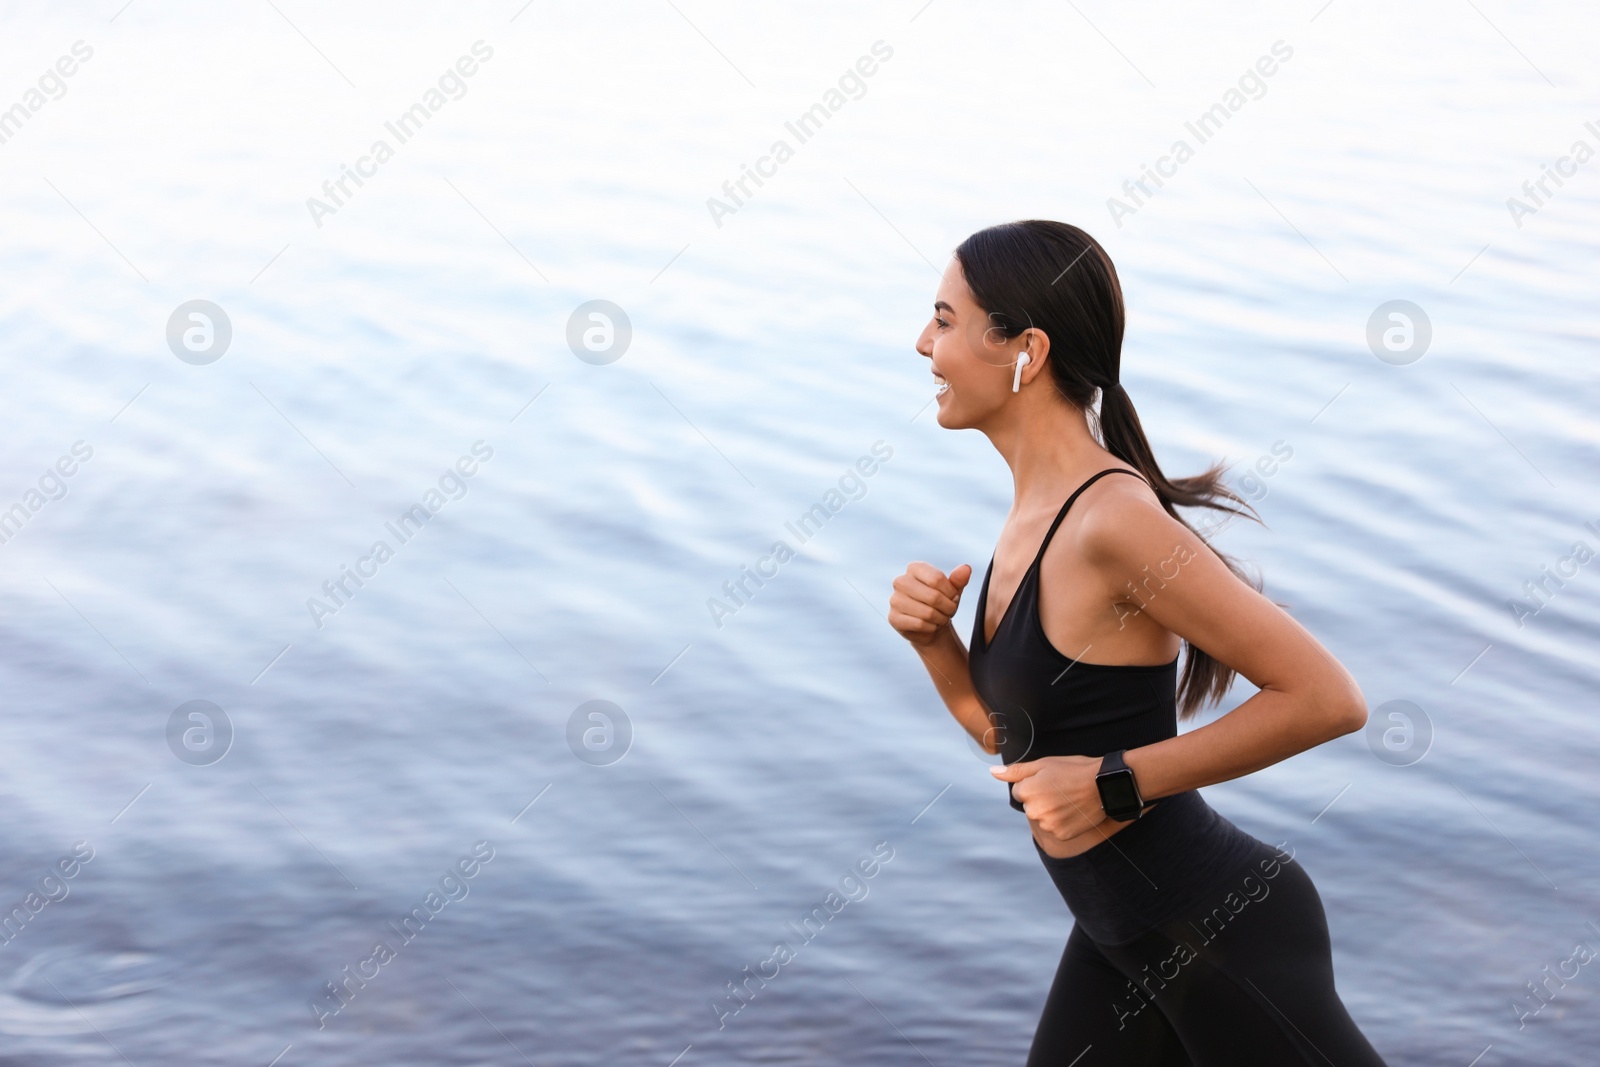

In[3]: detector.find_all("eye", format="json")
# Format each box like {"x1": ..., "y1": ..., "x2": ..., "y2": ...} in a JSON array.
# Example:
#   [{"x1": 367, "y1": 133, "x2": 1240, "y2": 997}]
[{"x1": 934, "y1": 316, "x2": 950, "y2": 330}]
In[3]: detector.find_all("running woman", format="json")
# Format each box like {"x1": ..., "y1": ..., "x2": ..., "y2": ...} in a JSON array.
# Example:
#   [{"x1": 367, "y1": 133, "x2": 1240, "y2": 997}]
[{"x1": 888, "y1": 220, "x2": 1388, "y2": 1066}]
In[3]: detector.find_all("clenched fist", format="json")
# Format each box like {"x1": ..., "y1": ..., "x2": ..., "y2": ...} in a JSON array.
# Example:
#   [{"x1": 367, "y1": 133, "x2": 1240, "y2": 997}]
[{"x1": 888, "y1": 562, "x2": 973, "y2": 647}]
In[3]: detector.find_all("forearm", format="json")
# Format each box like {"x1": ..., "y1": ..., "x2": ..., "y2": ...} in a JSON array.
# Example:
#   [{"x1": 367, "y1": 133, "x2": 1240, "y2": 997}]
[
  {"x1": 914, "y1": 624, "x2": 994, "y2": 751},
  {"x1": 1125, "y1": 683, "x2": 1365, "y2": 801}
]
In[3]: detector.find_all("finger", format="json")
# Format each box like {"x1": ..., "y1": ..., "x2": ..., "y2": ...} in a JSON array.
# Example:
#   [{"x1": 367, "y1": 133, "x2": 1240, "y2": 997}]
[
  {"x1": 906, "y1": 561, "x2": 963, "y2": 603},
  {"x1": 989, "y1": 760, "x2": 1040, "y2": 781},
  {"x1": 891, "y1": 572, "x2": 947, "y2": 609},
  {"x1": 949, "y1": 563, "x2": 973, "y2": 591},
  {"x1": 887, "y1": 608, "x2": 937, "y2": 634},
  {"x1": 894, "y1": 578, "x2": 959, "y2": 618},
  {"x1": 888, "y1": 599, "x2": 943, "y2": 629},
  {"x1": 891, "y1": 573, "x2": 950, "y2": 608}
]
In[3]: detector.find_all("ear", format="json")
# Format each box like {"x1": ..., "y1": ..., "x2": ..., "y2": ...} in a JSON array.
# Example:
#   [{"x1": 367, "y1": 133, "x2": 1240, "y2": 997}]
[{"x1": 1017, "y1": 328, "x2": 1051, "y2": 388}]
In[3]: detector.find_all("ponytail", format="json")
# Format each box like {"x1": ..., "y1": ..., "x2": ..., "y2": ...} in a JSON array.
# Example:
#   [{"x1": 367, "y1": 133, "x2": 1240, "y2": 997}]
[
  {"x1": 1096, "y1": 380, "x2": 1259, "y2": 719},
  {"x1": 955, "y1": 221, "x2": 1260, "y2": 720}
]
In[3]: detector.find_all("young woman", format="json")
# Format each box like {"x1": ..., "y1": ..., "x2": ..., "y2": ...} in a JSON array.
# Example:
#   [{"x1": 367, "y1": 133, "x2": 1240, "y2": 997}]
[{"x1": 888, "y1": 220, "x2": 1388, "y2": 1066}]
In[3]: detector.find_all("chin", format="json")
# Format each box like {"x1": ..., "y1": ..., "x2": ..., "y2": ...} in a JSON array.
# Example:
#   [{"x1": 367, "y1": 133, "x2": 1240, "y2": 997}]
[{"x1": 933, "y1": 394, "x2": 977, "y2": 430}]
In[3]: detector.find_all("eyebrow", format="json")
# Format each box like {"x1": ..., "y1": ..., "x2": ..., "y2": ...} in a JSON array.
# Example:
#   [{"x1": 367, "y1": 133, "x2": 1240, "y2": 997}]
[{"x1": 933, "y1": 301, "x2": 954, "y2": 313}]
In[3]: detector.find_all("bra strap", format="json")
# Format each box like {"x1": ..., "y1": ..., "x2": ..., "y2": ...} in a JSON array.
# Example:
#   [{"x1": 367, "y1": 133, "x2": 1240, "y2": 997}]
[{"x1": 1028, "y1": 468, "x2": 1148, "y2": 571}]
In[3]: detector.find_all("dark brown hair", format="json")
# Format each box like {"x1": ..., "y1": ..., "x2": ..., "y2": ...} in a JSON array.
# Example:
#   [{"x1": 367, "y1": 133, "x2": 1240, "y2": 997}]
[{"x1": 954, "y1": 219, "x2": 1259, "y2": 719}]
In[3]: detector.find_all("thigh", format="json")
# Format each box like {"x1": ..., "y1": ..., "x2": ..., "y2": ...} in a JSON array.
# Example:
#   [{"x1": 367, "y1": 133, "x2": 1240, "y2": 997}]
[
  {"x1": 1097, "y1": 858, "x2": 1389, "y2": 1067},
  {"x1": 1026, "y1": 924, "x2": 1192, "y2": 1067}
]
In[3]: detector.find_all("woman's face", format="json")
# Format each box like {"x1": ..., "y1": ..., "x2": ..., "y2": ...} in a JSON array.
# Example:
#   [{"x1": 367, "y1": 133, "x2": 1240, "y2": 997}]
[{"x1": 916, "y1": 258, "x2": 1027, "y2": 429}]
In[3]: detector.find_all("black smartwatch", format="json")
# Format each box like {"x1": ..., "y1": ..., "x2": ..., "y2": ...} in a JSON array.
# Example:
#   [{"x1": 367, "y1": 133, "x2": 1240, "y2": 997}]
[{"x1": 1095, "y1": 749, "x2": 1145, "y2": 822}]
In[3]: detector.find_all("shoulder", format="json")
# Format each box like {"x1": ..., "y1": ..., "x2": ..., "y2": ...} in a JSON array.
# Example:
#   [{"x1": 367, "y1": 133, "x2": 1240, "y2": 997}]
[{"x1": 1074, "y1": 469, "x2": 1184, "y2": 565}]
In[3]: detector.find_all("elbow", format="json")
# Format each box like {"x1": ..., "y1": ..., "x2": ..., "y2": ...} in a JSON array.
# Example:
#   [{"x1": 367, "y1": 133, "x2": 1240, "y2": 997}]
[
  {"x1": 1334, "y1": 700, "x2": 1367, "y2": 739},
  {"x1": 1324, "y1": 685, "x2": 1367, "y2": 741},
  {"x1": 1295, "y1": 676, "x2": 1366, "y2": 745},
  {"x1": 962, "y1": 702, "x2": 1001, "y2": 755}
]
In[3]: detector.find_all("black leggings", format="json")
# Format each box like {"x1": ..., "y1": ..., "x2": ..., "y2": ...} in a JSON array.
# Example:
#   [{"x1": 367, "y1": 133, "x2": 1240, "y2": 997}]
[{"x1": 1027, "y1": 841, "x2": 1388, "y2": 1066}]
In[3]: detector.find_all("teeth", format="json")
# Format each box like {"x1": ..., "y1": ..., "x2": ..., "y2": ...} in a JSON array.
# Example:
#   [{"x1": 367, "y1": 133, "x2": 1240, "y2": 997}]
[{"x1": 933, "y1": 372, "x2": 948, "y2": 394}]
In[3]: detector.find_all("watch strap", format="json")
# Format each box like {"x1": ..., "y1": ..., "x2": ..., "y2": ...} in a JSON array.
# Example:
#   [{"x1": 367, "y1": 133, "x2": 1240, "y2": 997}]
[{"x1": 1099, "y1": 749, "x2": 1132, "y2": 777}]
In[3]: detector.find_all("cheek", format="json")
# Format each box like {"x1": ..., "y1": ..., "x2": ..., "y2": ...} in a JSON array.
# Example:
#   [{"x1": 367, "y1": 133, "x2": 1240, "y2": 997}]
[
  {"x1": 937, "y1": 360, "x2": 1002, "y2": 425},
  {"x1": 946, "y1": 351, "x2": 996, "y2": 391}
]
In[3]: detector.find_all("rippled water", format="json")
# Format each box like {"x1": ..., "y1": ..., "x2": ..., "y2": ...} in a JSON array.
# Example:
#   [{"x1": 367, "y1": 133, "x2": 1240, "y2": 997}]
[{"x1": 2, "y1": 2, "x2": 1598, "y2": 1064}]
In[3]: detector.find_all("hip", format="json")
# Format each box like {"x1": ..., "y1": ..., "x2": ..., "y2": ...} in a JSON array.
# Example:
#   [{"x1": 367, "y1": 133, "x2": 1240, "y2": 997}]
[{"x1": 1032, "y1": 790, "x2": 1290, "y2": 945}]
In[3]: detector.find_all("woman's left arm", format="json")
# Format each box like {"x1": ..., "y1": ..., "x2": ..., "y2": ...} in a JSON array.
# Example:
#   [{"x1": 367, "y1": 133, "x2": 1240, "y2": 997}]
[{"x1": 994, "y1": 492, "x2": 1368, "y2": 842}]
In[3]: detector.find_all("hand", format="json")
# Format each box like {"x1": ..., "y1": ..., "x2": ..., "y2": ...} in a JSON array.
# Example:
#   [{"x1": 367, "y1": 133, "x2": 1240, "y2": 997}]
[
  {"x1": 990, "y1": 755, "x2": 1110, "y2": 841},
  {"x1": 888, "y1": 562, "x2": 972, "y2": 647}
]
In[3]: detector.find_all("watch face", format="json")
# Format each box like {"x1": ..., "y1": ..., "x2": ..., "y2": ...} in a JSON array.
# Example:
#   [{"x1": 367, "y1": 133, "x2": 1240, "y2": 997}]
[{"x1": 1098, "y1": 770, "x2": 1141, "y2": 816}]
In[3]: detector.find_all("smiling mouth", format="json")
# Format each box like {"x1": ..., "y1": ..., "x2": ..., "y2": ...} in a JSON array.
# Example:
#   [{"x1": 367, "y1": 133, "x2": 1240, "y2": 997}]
[{"x1": 933, "y1": 372, "x2": 949, "y2": 395}]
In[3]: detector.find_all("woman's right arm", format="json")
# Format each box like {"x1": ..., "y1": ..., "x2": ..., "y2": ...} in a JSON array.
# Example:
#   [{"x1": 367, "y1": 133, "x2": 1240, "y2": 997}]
[{"x1": 889, "y1": 562, "x2": 996, "y2": 753}]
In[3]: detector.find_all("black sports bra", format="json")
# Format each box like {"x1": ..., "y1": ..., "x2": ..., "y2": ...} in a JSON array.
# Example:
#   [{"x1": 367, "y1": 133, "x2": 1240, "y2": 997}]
[{"x1": 967, "y1": 468, "x2": 1181, "y2": 812}]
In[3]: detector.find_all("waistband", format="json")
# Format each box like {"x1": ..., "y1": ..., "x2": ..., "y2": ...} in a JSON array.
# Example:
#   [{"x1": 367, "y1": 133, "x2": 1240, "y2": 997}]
[{"x1": 1032, "y1": 790, "x2": 1273, "y2": 945}]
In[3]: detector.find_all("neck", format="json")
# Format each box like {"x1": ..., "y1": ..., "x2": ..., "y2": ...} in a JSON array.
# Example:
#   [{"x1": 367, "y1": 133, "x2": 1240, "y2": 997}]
[{"x1": 982, "y1": 394, "x2": 1108, "y2": 511}]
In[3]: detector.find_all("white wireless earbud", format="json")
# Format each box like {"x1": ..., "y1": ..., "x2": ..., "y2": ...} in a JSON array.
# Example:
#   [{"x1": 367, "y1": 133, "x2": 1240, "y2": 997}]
[{"x1": 1012, "y1": 352, "x2": 1031, "y2": 393}]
